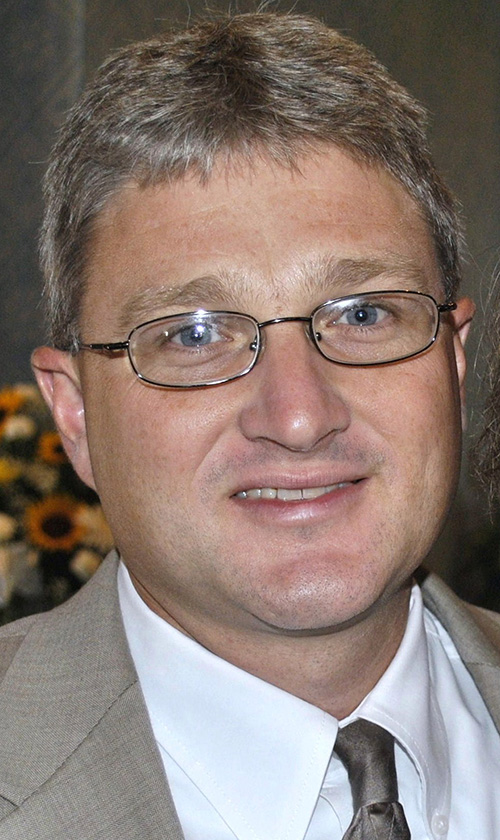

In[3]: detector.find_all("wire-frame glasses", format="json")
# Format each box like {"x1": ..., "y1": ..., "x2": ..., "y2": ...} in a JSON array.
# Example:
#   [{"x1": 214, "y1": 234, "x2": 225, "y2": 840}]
[{"x1": 76, "y1": 290, "x2": 456, "y2": 388}]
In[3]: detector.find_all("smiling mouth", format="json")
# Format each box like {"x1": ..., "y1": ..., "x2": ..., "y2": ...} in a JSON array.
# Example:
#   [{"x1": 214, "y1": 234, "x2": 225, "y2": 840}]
[{"x1": 234, "y1": 482, "x2": 357, "y2": 501}]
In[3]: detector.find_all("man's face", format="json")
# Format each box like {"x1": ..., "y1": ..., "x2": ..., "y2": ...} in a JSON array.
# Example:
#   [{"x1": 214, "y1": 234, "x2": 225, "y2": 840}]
[{"x1": 36, "y1": 148, "x2": 473, "y2": 642}]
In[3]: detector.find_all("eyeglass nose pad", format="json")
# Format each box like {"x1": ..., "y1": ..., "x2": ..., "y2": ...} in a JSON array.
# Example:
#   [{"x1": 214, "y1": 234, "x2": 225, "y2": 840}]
[
  {"x1": 245, "y1": 331, "x2": 262, "y2": 374},
  {"x1": 249, "y1": 321, "x2": 265, "y2": 360},
  {"x1": 308, "y1": 320, "x2": 322, "y2": 346}
]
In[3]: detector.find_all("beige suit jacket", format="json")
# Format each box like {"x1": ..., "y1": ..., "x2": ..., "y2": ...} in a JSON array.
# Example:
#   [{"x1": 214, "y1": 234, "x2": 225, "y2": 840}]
[{"x1": 0, "y1": 552, "x2": 499, "y2": 839}]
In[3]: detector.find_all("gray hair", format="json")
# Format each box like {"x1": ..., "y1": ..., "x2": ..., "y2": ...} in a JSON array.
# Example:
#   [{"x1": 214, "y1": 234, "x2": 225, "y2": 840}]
[{"x1": 40, "y1": 11, "x2": 462, "y2": 350}]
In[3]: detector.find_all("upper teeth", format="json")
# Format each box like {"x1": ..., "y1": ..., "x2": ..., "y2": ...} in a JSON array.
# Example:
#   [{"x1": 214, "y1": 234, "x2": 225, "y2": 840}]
[{"x1": 236, "y1": 483, "x2": 350, "y2": 500}]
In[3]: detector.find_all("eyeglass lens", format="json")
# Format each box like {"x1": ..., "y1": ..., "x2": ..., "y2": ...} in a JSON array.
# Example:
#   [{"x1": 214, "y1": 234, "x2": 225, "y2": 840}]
[
  {"x1": 313, "y1": 291, "x2": 438, "y2": 365},
  {"x1": 129, "y1": 312, "x2": 259, "y2": 387}
]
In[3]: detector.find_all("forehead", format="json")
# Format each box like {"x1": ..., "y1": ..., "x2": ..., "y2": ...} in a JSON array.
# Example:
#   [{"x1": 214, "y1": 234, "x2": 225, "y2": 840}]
[{"x1": 82, "y1": 148, "x2": 440, "y2": 331}]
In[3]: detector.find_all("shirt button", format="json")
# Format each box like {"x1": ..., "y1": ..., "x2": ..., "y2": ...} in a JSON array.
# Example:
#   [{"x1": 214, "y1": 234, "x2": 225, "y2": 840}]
[{"x1": 431, "y1": 814, "x2": 449, "y2": 836}]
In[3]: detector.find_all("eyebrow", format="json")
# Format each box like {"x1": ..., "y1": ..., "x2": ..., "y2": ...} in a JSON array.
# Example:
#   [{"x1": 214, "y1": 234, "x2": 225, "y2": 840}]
[
  {"x1": 117, "y1": 254, "x2": 433, "y2": 332},
  {"x1": 117, "y1": 275, "x2": 245, "y2": 333},
  {"x1": 301, "y1": 254, "x2": 432, "y2": 299}
]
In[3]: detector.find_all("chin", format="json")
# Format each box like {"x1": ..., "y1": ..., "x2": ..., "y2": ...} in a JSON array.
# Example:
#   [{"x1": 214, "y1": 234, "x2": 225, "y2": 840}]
[
  {"x1": 249, "y1": 560, "x2": 410, "y2": 635},
  {"x1": 250, "y1": 588, "x2": 373, "y2": 635}
]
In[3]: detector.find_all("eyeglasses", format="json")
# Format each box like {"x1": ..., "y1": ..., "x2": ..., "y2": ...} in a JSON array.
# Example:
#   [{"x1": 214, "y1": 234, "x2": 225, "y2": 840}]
[{"x1": 77, "y1": 290, "x2": 456, "y2": 389}]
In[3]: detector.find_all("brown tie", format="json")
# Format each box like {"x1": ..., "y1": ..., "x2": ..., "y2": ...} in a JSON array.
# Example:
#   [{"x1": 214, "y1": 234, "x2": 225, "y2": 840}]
[{"x1": 334, "y1": 719, "x2": 411, "y2": 839}]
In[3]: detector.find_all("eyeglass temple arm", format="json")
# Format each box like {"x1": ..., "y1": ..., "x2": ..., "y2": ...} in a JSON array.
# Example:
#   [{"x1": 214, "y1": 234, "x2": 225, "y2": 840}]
[{"x1": 78, "y1": 340, "x2": 129, "y2": 352}]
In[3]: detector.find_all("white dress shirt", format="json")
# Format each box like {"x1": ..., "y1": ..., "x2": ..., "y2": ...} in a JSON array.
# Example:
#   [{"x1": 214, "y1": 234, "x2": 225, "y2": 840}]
[{"x1": 118, "y1": 563, "x2": 500, "y2": 840}]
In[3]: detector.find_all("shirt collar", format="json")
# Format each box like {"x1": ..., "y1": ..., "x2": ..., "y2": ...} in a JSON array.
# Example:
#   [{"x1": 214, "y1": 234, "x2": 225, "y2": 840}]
[
  {"x1": 118, "y1": 563, "x2": 449, "y2": 839},
  {"x1": 352, "y1": 586, "x2": 450, "y2": 834}
]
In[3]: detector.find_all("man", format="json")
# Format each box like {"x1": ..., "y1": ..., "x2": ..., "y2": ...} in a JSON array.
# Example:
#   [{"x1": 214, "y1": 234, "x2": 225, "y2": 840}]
[{"x1": 0, "y1": 11, "x2": 498, "y2": 839}]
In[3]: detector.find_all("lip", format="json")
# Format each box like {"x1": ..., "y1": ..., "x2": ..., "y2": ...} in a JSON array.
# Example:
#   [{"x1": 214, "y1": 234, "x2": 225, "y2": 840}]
[{"x1": 230, "y1": 472, "x2": 368, "y2": 521}]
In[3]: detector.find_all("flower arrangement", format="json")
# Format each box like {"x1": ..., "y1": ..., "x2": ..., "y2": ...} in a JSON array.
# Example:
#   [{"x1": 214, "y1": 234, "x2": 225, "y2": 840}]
[{"x1": 0, "y1": 383, "x2": 113, "y2": 623}]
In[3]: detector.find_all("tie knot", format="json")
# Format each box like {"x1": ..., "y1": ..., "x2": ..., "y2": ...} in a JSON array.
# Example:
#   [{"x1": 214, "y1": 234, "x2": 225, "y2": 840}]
[{"x1": 335, "y1": 720, "x2": 399, "y2": 811}]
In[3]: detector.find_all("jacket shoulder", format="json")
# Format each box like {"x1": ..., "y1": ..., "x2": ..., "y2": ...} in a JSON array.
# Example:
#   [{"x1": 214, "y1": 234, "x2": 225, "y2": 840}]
[{"x1": 421, "y1": 570, "x2": 500, "y2": 658}]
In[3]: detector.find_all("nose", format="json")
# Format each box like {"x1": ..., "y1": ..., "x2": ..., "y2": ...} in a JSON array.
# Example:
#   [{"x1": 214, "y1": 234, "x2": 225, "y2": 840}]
[{"x1": 238, "y1": 322, "x2": 351, "y2": 452}]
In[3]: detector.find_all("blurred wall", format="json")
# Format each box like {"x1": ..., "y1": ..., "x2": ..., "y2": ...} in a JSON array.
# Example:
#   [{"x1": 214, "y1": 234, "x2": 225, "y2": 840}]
[
  {"x1": 1, "y1": 0, "x2": 499, "y2": 594},
  {"x1": 0, "y1": 0, "x2": 84, "y2": 380}
]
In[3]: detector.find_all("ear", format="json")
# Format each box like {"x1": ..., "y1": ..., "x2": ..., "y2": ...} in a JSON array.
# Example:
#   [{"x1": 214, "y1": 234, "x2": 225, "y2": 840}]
[
  {"x1": 450, "y1": 296, "x2": 475, "y2": 430},
  {"x1": 31, "y1": 346, "x2": 97, "y2": 490}
]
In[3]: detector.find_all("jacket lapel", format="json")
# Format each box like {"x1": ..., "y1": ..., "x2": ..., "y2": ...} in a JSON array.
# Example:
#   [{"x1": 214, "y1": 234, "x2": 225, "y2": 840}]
[
  {"x1": 421, "y1": 570, "x2": 500, "y2": 733},
  {"x1": 0, "y1": 553, "x2": 185, "y2": 839}
]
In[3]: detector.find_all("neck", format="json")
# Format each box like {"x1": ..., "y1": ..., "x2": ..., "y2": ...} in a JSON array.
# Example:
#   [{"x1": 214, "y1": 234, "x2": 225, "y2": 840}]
[
  {"x1": 130, "y1": 570, "x2": 412, "y2": 719},
  {"x1": 213, "y1": 588, "x2": 410, "y2": 718}
]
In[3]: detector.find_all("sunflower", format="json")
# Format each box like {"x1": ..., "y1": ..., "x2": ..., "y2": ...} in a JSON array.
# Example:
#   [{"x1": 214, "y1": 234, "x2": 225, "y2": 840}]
[
  {"x1": 26, "y1": 495, "x2": 85, "y2": 552},
  {"x1": 38, "y1": 431, "x2": 67, "y2": 465}
]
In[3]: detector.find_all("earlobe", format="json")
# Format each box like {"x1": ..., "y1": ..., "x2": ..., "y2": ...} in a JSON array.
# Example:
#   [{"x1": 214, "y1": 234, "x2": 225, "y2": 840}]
[{"x1": 31, "y1": 346, "x2": 97, "y2": 490}]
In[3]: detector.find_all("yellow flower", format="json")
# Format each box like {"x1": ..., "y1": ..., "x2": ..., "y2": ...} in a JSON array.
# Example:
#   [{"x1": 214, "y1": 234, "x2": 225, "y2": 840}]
[
  {"x1": 70, "y1": 548, "x2": 102, "y2": 582},
  {"x1": 0, "y1": 457, "x2": 22, "y2": 484},
  {"x1": 37, "y1": 431, "x2": 67, "y2": 465},
  {"x1": 0, "y1": 387, "x2": 27, "y2": 436},
  {"x1": 26, "y1": 495, "x2": 84, "y2": 552},
  {"x1": 24, "y1": 462, "x2": 59, "y2": 494},
  {"x1": 0, "y1": 387, "x2": 26, "y2": 415},
  {"x1": 11, "y1": 383, "x2": 39, "y2": 401},
  {"x1": 2, "y1": 414, "x2": 36, "y2": 441},
  {"x1": 0, "y1": 513, "x2": 17, "y2": 542},
  {"x1": 75, "y1": 505, "x2": 114, "y2": 553}
]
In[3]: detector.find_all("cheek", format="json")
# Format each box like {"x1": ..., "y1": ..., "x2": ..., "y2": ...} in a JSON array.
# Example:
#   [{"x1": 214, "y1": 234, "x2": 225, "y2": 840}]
[
  {"x1": 354, "y1": 351, "x2": 462, "y2": 481},
  {"x1": 403, "y1": 368, "x2": 462, "y2": 495},
  {"x1": 84, "y1": 378, "x2": 233, "y2": 501}
]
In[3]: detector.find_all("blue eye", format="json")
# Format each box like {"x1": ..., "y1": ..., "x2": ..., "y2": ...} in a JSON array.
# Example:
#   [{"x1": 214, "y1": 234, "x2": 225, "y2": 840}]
[
  {"x1": 175, "y1": 322, "x2": 214, "y2": 346},
  {"x1": 342, "y1": 305, "x2": 385, "y2": 326}
]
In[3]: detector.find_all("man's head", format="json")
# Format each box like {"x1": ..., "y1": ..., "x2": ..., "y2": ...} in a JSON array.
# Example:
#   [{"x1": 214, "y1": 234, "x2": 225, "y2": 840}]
[
  {"x1": 41, "y1": 12, "x2": 461, "y2": 352},
  {"x1": 33, "y1": 12, "x2": 474, "y2": 651}
]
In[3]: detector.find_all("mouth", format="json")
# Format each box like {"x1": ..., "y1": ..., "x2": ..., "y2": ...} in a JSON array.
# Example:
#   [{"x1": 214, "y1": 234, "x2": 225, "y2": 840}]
[{"x1": 234, "y1": 481, "x2": 358, "y2": 501}]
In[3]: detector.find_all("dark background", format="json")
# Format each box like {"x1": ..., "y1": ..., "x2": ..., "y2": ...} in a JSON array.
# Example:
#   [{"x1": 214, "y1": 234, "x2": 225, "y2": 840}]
[{"x1": 1, "y1": 0, "x2": 500, "y2": 600}]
